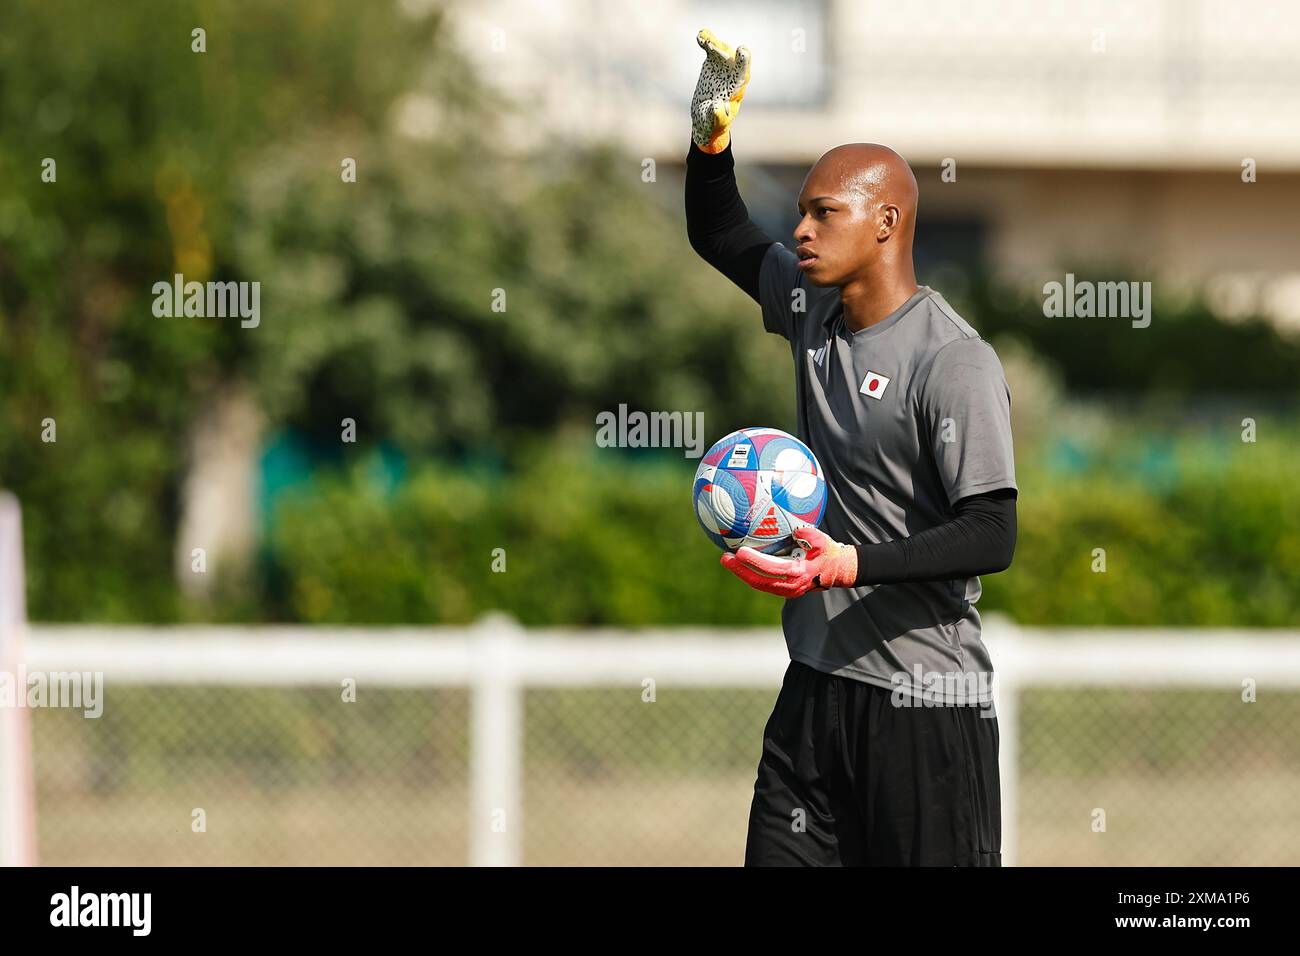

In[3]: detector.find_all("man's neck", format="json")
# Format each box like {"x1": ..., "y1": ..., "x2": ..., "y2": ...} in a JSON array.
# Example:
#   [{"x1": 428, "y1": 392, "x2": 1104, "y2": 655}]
[{"x1": 839, "y1": 270, "x2": 921, "y2": 334}]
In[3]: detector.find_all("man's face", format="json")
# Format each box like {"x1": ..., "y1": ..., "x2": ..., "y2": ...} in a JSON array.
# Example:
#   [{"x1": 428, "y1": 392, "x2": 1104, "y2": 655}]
[{"x1": 792, "y1": 161, "x2": 882, "y2": 287}]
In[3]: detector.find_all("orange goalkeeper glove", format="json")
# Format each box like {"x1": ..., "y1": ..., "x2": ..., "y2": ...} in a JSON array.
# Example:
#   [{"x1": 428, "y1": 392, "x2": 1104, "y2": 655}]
[{"x1": 720, "y1": 526, "x2": 859, "y2": 599}]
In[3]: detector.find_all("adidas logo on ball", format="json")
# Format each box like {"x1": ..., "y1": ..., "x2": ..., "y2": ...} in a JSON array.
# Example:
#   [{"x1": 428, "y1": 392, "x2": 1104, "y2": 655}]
[{"x1": 692, "y1": 427, "x2": 828, "y2": 557}]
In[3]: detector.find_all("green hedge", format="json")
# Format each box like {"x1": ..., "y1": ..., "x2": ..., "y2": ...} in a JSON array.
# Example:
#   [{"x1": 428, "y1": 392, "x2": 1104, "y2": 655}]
[{"x1": 266, "y1": 433, "x2": 1300, "y2": 628}]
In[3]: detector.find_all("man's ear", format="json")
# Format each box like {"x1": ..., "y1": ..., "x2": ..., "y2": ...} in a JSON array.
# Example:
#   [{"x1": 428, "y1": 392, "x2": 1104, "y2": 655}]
[{"x1": 878, "y1": 203, "x2": 901, "y2": 240}]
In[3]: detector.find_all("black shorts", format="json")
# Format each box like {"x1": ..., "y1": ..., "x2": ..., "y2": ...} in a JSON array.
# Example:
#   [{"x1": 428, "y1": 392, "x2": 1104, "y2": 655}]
[{"x1": 744, "y1": 660, "x2": 1001, "y2": 867}]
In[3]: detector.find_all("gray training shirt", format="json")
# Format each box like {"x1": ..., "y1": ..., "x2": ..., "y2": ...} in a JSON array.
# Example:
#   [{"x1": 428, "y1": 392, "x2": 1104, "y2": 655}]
[{"x1": 758, "y1": 241, "x2": 1017, "y2": 705}]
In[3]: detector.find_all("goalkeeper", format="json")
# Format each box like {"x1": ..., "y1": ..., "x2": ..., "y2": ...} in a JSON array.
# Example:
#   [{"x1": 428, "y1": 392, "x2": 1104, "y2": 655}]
[{"x1": 685, "y1": 29, "x2": 1018, "y2": 867}]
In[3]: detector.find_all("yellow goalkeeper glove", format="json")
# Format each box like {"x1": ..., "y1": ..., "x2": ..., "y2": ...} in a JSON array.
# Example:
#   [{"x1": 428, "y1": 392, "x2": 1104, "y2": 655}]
[{"x1": 690, "y1": 29, "x2": 752, "y2": 154}]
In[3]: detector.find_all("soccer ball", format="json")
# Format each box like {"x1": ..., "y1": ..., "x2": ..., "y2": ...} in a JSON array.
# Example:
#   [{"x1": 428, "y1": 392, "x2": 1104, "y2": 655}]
[{"x1": 692, "y1": 427, "x2": 827, "y2": 556}]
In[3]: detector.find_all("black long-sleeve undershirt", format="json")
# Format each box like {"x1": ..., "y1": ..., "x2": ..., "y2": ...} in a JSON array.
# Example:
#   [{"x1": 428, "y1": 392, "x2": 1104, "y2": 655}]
[
  {"x1": 851, "y1": 489, "x2": 1017, "y2": 587},
  {"x1": 685, "y1": 138, "x2": 1018, "y2": 585},
  {"x1": 684, "y1": 139, "x2": 771, "y2": 303}
]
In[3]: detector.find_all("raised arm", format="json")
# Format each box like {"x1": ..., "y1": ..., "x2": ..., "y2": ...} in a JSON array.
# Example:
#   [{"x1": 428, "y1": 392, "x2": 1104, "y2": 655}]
[{"x1": 684, "y1": 30, "x2": 774, "y2": 304}]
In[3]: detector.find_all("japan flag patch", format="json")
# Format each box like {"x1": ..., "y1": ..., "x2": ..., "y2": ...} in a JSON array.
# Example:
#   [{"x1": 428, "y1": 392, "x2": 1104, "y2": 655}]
[{"x1": 859, "y1": 371, "x2": 891, "y2": 399}]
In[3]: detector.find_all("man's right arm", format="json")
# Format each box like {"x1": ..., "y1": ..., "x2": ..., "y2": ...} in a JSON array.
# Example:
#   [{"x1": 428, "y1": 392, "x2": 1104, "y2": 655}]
[
  {"x1": 684, "y1": 139, "x2": 775, "y2": 304},
  {"x1": 685, "y1": 29, "x2": 804, "y2": 341}
]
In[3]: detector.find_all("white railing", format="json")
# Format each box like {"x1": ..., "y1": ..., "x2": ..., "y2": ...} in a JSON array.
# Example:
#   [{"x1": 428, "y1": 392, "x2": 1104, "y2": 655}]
[{"x1": 7, "y1": 610, "x2": 1300, "y2": 866}]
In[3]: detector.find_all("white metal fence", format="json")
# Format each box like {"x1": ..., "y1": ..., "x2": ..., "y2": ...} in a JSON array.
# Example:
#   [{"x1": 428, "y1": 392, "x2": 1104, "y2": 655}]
[{"x1": 6, "y1": 610, "x2": 1300, "y2": 866}]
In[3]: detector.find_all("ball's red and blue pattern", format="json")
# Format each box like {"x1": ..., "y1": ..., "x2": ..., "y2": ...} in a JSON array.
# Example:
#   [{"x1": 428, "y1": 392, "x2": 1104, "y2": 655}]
[{"x1": 692, "y1": 427, "x2": 827, "y2": 555}]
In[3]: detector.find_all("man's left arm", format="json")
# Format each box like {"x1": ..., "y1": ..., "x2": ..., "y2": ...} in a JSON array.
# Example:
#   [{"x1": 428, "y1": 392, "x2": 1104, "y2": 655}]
[
  {"x1": 719, "y1": 490, "x2": 1016, "y2": 596},
  {"x1": 855, "y1": 335, "x2": 1018, "y2": 584},
  {"x1": 851, "y1": 488, "x2": 1015, "y2": 585}
]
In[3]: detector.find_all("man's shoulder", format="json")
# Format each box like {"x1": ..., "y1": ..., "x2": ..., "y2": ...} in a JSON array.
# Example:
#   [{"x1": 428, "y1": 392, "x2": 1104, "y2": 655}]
[
  {"x1": 908, "y1": 290, "x2": 1004, "y2": 388},
  {"x1": 914, "y1": 288, "x2": 983, "y2": 350}
]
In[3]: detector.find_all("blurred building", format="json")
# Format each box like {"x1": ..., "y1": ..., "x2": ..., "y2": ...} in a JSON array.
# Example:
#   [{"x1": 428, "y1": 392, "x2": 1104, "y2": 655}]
[{"x1": 447, "y1": 0, "x2": 1300, "y2": 327}]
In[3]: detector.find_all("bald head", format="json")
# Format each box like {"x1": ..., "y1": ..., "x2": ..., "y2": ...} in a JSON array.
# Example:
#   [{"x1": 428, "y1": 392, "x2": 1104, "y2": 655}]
[
  {"x1": 793, "y1": 143, "x2": 919, "y2": 294},
  {"x1": 813, "y1": 143, "x2": 917, "y2": 235}
]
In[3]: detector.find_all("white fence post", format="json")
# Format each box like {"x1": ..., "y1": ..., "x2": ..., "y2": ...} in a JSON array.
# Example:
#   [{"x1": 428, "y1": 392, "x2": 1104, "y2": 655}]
[
  {"x1": 0, "y1": 493, "x2": 37, "y2": 866},
  {"x1": 987, "y1": 613, "x2": 1020, "y2": 868},
  {"x1": 469, "y1": 612, "x2": 523, "y2": 867}
]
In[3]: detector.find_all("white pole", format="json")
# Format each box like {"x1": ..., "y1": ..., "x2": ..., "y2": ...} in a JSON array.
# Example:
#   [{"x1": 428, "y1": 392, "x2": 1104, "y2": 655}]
[
  {"x1": 0, "y1": 492, "x2": 36, "y2": 866},
  {"x1": 987, "y1": 614, "x2": 1019, "y2": 868},
  {"x1": 469, "y1": 613, "x2": 523, "y2": 866}
]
